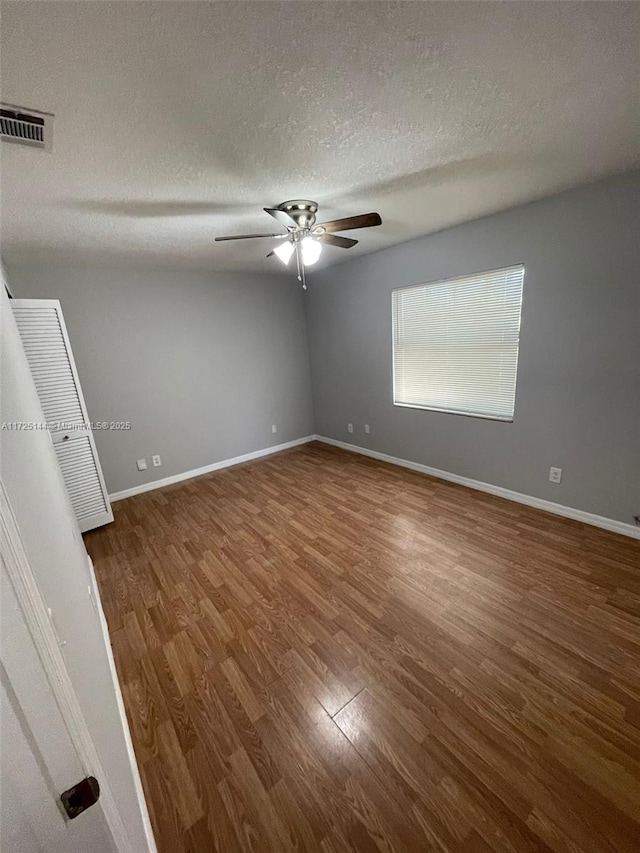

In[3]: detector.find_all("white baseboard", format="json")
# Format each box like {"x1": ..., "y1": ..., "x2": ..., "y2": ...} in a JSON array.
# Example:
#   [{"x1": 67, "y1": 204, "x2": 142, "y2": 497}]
[
  {"x1": 316, "y1": 436, "x2": 640, "y2": 540},
  {"x1": 108, "y1": 435, "x2": 316, "y2": 502},
  {"x1": 109, "y1": 433, "x2": 639, "y2": 540}
]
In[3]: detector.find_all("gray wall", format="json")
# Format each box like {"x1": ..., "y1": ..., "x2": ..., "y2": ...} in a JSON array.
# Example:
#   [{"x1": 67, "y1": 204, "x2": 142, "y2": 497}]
[
  {"x1": 305, "y1": 171, "x2": 640, "y2": 525},
  {"x1": 7, "y1": 171, "x2": 639, "y2": 524},
  {"x1": 8, "y1": 268, "x2": 315, "y2": 494}
]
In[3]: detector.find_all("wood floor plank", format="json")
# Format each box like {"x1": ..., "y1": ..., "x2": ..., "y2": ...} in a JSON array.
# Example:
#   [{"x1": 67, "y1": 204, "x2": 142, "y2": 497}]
[{"x1": 86, "y1": 443, "x2": 640, "y2": 853}]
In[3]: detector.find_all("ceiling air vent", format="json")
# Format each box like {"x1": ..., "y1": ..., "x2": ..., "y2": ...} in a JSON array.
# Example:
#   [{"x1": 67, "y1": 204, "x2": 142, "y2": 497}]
[{"x1": 1, "y1": 104, "x2": 53, "y2": 151}]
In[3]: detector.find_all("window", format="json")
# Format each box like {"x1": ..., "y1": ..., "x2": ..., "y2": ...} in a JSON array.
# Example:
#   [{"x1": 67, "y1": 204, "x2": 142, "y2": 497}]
[{"x1": 392, "y1": 265, "x2": 524, "y2": 421}]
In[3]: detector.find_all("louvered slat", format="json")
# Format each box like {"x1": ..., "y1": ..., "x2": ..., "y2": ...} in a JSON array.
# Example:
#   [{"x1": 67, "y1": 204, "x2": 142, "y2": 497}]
[
  {"x1": 13, "y1": 307, "x2": 85, "y2": 427},
  {"x1": 56, "y1": 437, "x2": 108, "y2": 520}
]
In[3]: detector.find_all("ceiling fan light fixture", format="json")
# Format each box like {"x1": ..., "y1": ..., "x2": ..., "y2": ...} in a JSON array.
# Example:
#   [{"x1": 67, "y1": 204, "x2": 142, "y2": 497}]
[
  {"x1": 301, "y1": 236, "x2": 322, "y2": 266},
  {"x1": 274, "y1": 239, "x2": 295, "y2": 265},
  {"x1": 215, "y1": 201, "x2": 381, "y2": 287}
]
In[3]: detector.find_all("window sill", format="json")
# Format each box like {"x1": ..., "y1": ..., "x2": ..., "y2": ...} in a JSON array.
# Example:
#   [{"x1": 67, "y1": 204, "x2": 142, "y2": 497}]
[{"x1": 393, "y1": 401, "x2": 514, "y2": 423}]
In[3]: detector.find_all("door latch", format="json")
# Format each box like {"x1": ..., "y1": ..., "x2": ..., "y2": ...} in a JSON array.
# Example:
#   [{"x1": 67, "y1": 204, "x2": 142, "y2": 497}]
[{"x1": 60, "y1": 776, "x2": 100, "y2": 819}]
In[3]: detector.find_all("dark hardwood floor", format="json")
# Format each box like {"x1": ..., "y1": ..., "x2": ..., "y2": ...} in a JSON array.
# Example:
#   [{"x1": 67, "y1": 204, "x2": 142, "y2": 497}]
[{"x1": 85, "y1": 442, "x2": 640, "y2": 853}]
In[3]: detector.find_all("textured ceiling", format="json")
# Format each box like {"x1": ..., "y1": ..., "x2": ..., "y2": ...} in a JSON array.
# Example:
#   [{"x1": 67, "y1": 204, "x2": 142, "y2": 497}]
[{"x1": 1, "y1": 1, "x2": 639, "y2": 273}]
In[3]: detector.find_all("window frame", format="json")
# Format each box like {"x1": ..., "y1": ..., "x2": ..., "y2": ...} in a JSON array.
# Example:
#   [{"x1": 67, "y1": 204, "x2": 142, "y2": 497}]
[{"x1": 391, "y1": 265, "x2": 525, "y2": 423}]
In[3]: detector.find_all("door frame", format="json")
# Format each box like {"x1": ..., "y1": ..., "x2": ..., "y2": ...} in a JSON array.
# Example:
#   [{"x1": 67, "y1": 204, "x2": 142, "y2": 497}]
[{"x1": 0, "y1": 479, "x2": 157, "y2": 853}]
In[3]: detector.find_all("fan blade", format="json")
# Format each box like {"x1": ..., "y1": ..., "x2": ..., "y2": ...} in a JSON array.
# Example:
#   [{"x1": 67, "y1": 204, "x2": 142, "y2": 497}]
[
  {"x1": 319, "y1": 233, "x2": 358, "y2": 249},
  {"x1": 316, "y1": 212, "x2": 382, "y2": 233},
  {"x1": 215, "y1": 233, "x2": 287, "y2": 242},
  {"x1": 264, "y1": 207, "x2": 296, "y2": 228}
]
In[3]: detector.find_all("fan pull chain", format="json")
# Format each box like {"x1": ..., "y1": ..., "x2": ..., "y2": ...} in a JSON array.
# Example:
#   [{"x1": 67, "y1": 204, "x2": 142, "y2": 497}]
[{"x1": 295, "y1": 242, "x2": 307, "y2": 289}]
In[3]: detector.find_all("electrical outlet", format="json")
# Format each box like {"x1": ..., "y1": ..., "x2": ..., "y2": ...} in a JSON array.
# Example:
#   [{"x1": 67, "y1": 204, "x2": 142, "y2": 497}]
[
  {"x1": 549, "y1": 467, "x2": 562, "y2": 484},
  {"x1": 136, "y1": 458, "x2": 147, "y2": 471},
  {"x1": 364, "y1": 424, "x2": 370, "y2": 434},
  {"x1": 272, "y1": 424, "x2": 277, "y2": 434},
  {"x1": 348, "y1": 423, "x2": 354, "y2": 434},
  {"x1": 152, "y1": 454, "x2": 162, "y2": 467}
]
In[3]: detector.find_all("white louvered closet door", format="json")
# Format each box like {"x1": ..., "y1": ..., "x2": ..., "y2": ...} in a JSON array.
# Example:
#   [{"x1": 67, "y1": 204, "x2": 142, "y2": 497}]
[{"x1": 11, "y1": 299, "x2": 113, "y2": 532}]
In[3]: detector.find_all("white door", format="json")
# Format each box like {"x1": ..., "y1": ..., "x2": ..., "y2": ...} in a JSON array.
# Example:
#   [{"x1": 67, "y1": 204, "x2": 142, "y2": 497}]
[
  {"x1": 1, "y1": 283, "x2": 155, "y2": 853},
  {"x1": 1, "y1": 549, "x2": 115, "y2": 853},
  {"x1": 11, "y1": 298, "x2": 113, "y2": 532}
]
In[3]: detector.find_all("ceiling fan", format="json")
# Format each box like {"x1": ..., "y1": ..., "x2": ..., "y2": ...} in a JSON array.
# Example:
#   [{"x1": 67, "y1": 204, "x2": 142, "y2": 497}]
[{"x1": 215, "y1": 200, "x2": 382, "y2": 288}]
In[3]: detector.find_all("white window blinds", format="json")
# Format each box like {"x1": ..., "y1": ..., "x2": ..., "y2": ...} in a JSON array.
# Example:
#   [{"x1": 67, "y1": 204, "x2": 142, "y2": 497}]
[{"x1": 392, "y1": 265, "x2": 524, "y2": 421}]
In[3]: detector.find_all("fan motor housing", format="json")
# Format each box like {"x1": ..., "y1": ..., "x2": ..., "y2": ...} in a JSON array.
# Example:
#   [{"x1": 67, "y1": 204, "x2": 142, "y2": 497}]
[{"x1": 278, "y1": 199, "x2": 318, "y2": 229}]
